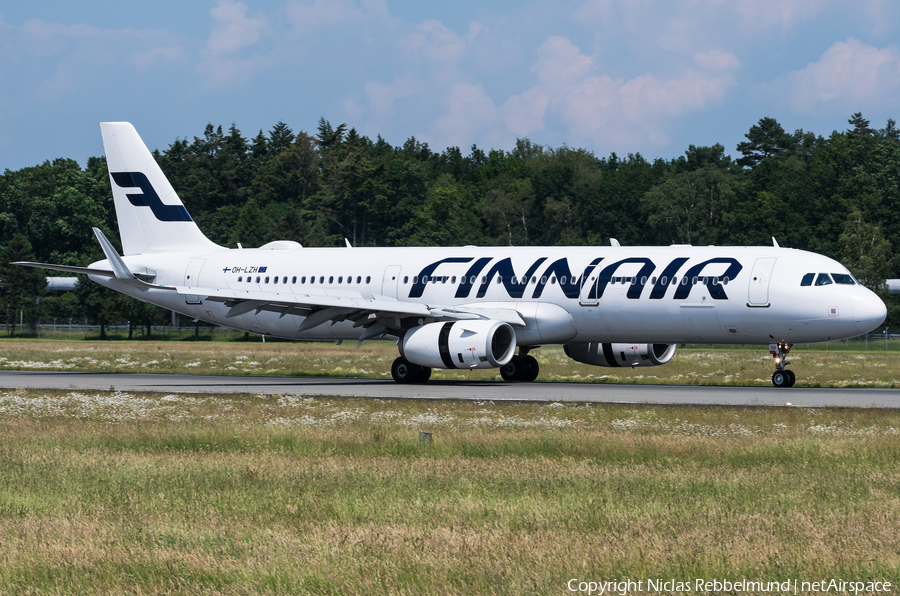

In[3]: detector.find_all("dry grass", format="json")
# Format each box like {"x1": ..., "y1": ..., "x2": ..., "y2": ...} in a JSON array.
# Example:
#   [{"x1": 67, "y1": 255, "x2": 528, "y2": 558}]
[
  {"x1": 1, "y1": 338, "x2": 899, "y2": 388},
  {"x1": 0, "y1": 390, "x2": 899, "y2": 594}
]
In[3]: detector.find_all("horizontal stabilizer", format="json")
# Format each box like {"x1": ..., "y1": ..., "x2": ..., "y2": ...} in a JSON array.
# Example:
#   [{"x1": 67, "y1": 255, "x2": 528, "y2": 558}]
[{"x1": 13, "y1": 262, "x2": 115, "y2": 278}]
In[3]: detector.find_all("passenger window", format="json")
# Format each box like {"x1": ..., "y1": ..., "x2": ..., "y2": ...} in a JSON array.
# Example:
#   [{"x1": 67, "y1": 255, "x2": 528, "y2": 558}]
[
  {"x1": 329, "y1": 276, "x2": 334, "y2": 284},
  {"x1": 832, "y1": 273, "x2": 855, "y2": 285},
  {"x1": 319, "y1": 276, "x2": 324, "y2": 284},
  {"x1": 451, "y1": 276, "x2": 457, "y2": 284},
  {"x1": 366, "y1": 276, "x2": 371, "y2": 284},
  {"x1": 265, "y1": 276, "x2": 270, "y2": 284},
  {"x1": 800, "y1": 273, "x2": 814, "y2": 286},
  {"x1": 356, "y1": 276, "x2": 361, "y2": 284},
  {"x1": 338, "y1": 276, "x2": 343, "y2": 284},
  {"x1": 238, "y1": 276, "x2": 242, "y2": 282},
  {"x1": 551, "y1": 276, "x2": 556, "y2": 284},
  {"x1": 301, "y1": 276, "x2": 305, "y2": 283},
  {"x1": 641, "y1": 276, "x2": 647, "y2": 285},
  {"x1": 403, "y1": 276, "x2": 408, "y2": 284},
  {"x1": 292, "y1": 276, "x2": 297, "y2": 284},
  {"x1": 815, "y1": 273, "x2": 833, "y2": 286},
  {"x1": 273, "y1": 277, "x2": 278, "y2": 284},
  {"x1": 256, "y1": 276, "x2": 260, "y2": 283}
]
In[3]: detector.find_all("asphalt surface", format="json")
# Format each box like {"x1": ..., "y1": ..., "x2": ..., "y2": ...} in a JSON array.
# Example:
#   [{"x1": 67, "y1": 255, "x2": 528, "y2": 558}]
[{"x1": 1, "y1": 370, "x2": 899, "y2": 408}]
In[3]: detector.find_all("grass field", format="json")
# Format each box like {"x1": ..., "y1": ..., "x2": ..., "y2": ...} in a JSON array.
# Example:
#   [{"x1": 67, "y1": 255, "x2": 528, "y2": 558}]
[
  {"x1": 0, "y1": 390, "x2": 898, "y2": 594},
  {"x1": 1, "y1": 338, "x2": 899, "y2": 388}
]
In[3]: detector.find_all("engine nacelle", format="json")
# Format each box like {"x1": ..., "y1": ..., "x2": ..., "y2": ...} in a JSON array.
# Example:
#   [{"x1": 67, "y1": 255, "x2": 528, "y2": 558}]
[
  {"x1": 564, "y1": 343, "x2": 676, "y2": 368},
  {"x1": 400, "y1": 320, "x2": 516, "y2": 370}
]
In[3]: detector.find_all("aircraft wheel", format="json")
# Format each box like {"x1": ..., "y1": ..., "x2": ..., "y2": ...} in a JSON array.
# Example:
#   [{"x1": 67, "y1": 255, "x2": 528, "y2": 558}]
[
  {"x1": 523, "y1": 355, "x2": 539, "y2": 382},
  {"x1": 500, "y1": 356, "x2": 525, "y2": 382},
  {"x1": 415, "y1": 366, "x2": 432, "y2": 383},
  {"x1": 391, "y1": 357, "x2": 418, "y2": 384},
  {"x1": 772, "y1": 370, "x2": 790, "y2": 388},
  {"x1": 785, "y1": 369, "x2": 796, "y2": 387}
]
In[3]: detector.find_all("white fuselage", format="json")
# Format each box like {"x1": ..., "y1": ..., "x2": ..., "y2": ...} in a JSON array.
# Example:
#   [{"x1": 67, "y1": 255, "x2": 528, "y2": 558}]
[{"x1": 91, "y1": 244, "x2": 886, "y2": 346}]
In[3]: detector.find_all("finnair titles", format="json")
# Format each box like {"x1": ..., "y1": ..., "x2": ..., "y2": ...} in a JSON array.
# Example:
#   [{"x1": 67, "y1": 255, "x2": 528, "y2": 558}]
[{"x1": 16, "y1": 123, "x2": 887, "y2": 388}]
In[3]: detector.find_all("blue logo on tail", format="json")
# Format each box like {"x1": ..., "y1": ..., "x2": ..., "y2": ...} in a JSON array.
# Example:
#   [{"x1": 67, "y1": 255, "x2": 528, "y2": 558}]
[{"x1": 111, "y1": 172, "x2": 192, "y2": 222}]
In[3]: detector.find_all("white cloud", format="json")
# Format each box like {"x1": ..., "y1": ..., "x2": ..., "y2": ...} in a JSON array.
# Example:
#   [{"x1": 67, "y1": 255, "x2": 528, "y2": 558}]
[
  {"x1": 694, "y1": 49, "x2": 740, "y2": 70},
  {"x1": 205, "y1": 0, "x2": 267, "y2": 55},
  {"x1": 285, "y1": 0, "x2": 390, "y2": 33},
  {"x1": 402, "y1": 19, "x2": 467, "y2": 63},
  {"x1": 533, "y1": 36, "x2": 592, "y2": 84},
  {"x1": 785, "y1": 38, "x2": 900, "y2": 112},
  {"x1": 365, "y1": 75, "x2": 417, "y2": 117},
  {"x1": 734, "y1": 0, "x2": 832, "y2": 28},
  {"x1": 198, "y1": 0, "x2": 270, "y2": 86},
  {"x1": 430, "y1": 83, "x2": 501, "y2": 149},
  {"x1": 518, "y1": 36, "x2": 737, "y2": 149}
]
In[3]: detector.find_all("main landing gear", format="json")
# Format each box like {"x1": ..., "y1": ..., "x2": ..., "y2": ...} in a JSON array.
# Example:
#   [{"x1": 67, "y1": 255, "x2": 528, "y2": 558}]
[
  {"x1": 390, "y1": 348, "x2": 541, "y2": 384},
  {"x1": 391, "y1": 357, "x2": 432, "y2": 384},
  {"x1": 769, "y1": 342, "x2": 796, "y2": 388},
  {"x1": 500, "y1": 348, "x2": 540, "y2": 382}
]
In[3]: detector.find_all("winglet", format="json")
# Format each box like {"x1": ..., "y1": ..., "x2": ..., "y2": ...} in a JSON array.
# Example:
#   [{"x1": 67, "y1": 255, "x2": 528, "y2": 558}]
[{"x1": 92, "y1": 227, "x2": 136, "y2": 281}]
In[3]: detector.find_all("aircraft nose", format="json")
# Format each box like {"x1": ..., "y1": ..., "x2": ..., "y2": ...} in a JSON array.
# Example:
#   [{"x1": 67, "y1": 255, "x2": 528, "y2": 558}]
[{"x1": 855, "y1": 290, "x2": 887, "y2": 334}]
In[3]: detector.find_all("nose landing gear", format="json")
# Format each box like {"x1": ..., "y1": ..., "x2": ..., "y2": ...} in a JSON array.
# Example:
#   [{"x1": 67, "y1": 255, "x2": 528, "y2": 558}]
[{"x1": 769, "y1": 342, "x2": 795, "y2": 387}]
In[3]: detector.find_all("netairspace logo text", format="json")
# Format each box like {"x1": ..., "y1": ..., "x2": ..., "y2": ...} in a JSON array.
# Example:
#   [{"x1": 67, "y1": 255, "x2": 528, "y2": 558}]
[{"x1": 567, "y1": 578, "x2": 892, "y2": 595}]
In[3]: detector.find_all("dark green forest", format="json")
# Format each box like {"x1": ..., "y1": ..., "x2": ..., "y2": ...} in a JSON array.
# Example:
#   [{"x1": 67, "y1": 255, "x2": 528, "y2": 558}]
[{"x1": 1, "y1": 113, "x2": 899, "y2": 335}]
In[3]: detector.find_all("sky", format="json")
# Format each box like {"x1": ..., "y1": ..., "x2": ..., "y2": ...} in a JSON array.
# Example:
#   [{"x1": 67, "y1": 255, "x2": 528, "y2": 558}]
[{"x1": 1, "y1": 0, "x2": 900, "y2": 170}]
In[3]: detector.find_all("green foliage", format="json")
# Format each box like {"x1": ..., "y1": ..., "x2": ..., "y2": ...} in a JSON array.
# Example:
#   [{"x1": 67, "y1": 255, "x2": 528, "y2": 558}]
[{"x1": 0, "y1": 234, "x2": 46, "y2": 335}]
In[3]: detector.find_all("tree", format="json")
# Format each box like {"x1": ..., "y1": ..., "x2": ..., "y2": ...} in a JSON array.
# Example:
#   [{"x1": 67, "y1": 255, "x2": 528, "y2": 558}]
[
  {"x1": 74, "y1": 276, "x2": 122, "y2": 340},
  {"x1": 0, "y1": 234, "x2": 46, "y2": 336},
  {"x1": 737, "y1": 117, "x2": 794, "y2": 167},
  {"x1": 121, "y1": 296, "x2": 168, "y2": 340},
  {"x1": 641, "y1": 167, "x2": 740, "y2": 245},
  {"x1": 839, "y1": 211, "x2": 897, "y2": 293},
  {"x1": 231, "y1": 199, "x2": 267, "y2": 248}
]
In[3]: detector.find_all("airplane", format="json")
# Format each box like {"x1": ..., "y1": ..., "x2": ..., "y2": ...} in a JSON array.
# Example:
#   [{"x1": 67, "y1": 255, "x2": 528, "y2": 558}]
[{"x1": 14, "y1": 122, "x2": 888, "y2": 388}]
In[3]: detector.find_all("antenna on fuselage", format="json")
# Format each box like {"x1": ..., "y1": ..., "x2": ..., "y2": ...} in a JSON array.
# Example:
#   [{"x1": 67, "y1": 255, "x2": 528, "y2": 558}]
[
  {"x1": 772, "y1": 237, "x2": 780, "y2": 248},
  {"x1": 610, "y1": 238, "x2": 620, "y2": 247}
]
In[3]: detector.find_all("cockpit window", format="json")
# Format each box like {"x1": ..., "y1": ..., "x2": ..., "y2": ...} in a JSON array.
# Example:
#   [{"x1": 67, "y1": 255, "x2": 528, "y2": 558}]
[
  {"x1": 815, "y1": 273, "x2": 833, "y2": 286},
  {"x1": 800, "y1": 273, "x2": 814, "y2": 286},
  {"x1": 831, "y1": 273, "x2": 855, "y2": 285}
]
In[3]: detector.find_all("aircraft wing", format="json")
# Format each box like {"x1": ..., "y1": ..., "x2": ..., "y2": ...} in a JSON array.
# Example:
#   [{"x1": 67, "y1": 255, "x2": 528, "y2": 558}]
[{"x1": 173, "y1": 285, "x2": 525, "y2": 337}]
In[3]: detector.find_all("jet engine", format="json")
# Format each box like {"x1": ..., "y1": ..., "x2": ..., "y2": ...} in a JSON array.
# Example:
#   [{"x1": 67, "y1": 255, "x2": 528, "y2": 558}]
[
  {"x1": 400, "y1": 320, "x2": 516, "y2": 370},
  {"x1": 564, "y1": 342, "x2": 676, "y2": 368}
]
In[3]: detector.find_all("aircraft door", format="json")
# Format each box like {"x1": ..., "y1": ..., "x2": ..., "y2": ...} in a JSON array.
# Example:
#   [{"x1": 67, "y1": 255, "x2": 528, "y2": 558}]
[
  {"x1": 183, "y1": 258, "x2": 206, "y2": 304},
  {"x1": 578, "y1": 271, "x2": 599, "y2": 306},
  {"x1": 382, "y1": 265, "x2": 401, "y2": 299},
  {"x1": 748, "y1": 257, "x2": 776, "y2": 306}
]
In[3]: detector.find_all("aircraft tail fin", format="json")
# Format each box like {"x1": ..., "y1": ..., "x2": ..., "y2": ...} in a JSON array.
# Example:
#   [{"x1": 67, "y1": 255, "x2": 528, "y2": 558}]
[{"x1": 100, "y1": 122, "x2": 220, "y2": 255}]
